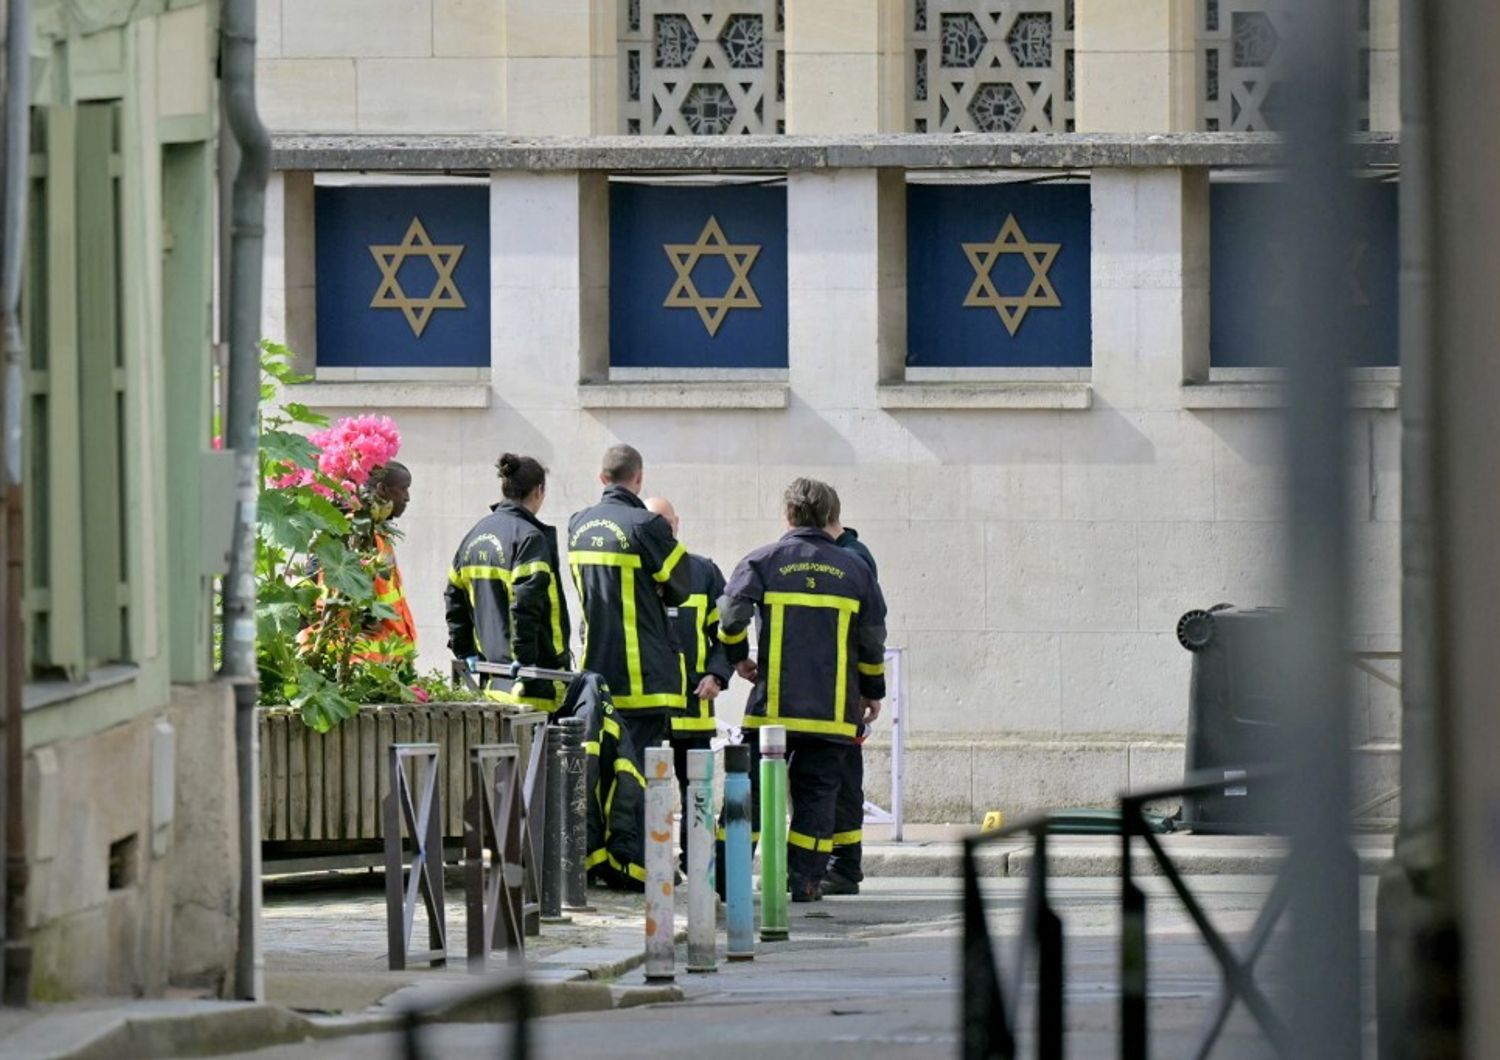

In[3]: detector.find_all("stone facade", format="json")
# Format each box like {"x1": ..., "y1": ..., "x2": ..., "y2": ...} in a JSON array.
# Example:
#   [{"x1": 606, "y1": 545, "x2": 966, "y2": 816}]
[
  {"x1": 263, "y1": 138, "x2": 1401, "y2": 821},
  {"x1": 257, "y1": 0, "x2": 1400, "y2": 135}
]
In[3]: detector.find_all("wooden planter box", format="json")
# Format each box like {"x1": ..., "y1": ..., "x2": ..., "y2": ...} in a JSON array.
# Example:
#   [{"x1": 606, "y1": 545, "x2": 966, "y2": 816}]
[{"x1": 258, "y1": 702, "x2": 535, "y2": 861}]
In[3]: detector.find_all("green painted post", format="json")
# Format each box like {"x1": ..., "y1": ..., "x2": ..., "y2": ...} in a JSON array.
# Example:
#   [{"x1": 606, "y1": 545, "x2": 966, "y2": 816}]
[{"x1": 759, "y1": 725, "x2": 788, "y2": 942}]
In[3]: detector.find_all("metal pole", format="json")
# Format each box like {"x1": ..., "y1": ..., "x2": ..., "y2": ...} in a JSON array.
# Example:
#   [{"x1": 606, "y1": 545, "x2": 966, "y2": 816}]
[
  {"x1": 724, "y1": 744, "x2": 754, "y2": 962},
  {"x1": 560, "y1": 718, "x2": 592, "y2": 912},
  {"x1": 1376, "y1": 0, "x2": 1463, "y2": 1054},
  {"x1": 643, "y1": 744, "x2": 676, "y2": 982},
  {"x1": 1272, "y1": 0, "x2": 1361, "y2": 1052},
  {"x1": 540, "y1": 724, "x2": 566, "y2": 922},
  {"x1": 0, "y1": 0, "x2": 31, "y2": 1007},
  {"x1": 686, "y1": 748, "x2": 717, "y2": 974},
  {"x1": 1428, "y1": 0, "x2": 1500, "y2": 1053},
  {"x1": 758, "y1": 725, "x2": 788, "y2": 942}
]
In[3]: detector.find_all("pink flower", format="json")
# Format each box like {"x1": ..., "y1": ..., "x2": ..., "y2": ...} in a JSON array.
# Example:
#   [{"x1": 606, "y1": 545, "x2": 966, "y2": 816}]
[
  {"x1": 212, "y1": 436, "x2": 224, "y2": 450},
  {"x1": 411, "y1": 687, "x2": 431, "y2": 704},
  {"x1": 287, "y1": 415, "x2": 402, "y2": 499}
]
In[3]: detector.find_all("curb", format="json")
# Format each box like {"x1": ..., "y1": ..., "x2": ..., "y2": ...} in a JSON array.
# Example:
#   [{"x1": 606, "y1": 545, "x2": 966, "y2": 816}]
[
  {"x1": 2, "y1": 931, "x2": 688, "y2": 1060},
  {"x1": 861, "y1": 842, "x2": 1393, "y2": 879}
]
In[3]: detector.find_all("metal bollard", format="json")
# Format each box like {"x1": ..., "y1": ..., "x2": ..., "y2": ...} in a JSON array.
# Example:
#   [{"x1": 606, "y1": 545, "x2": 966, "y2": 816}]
[
  {"x1": 759, "y1": 725, "x2": 789, "y2": 942},
  {"x1": 644, "y1": 743, "x2": 677, "y2": 981},
  {"x1": 723, "y1": 743, "x2": 754, "y2": 961},
  {"x1": 686, "y1": 748, "x2": 718, "y2": 973},
  {"x1": 541, "y1": 724, "x2": 567, "y2": 922},
  {"x1": 559, "y1": 717, "x2": 593, "y2": 912}
]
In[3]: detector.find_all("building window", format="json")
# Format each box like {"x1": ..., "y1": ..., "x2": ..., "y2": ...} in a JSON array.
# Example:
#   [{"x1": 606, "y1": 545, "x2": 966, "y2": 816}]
[
  {"x1": 909, "y1": 1, "x2": 1075, "y2": 133},
  {"x1": 608, "y1": 181, "x2": 787, "y2": 369},
  {"x1": 24, "y1": 103, "x2": 132, "y2": 680},
  {"x1": 906, "y1": 180, "x2": 1091, "y2": 368},
  {"x1": 1208, "y1": 178, "x2": 1398, "y2": 368},
  {"x1": 312, "y1": 184, "x2": 490, "y2": 371},
  {"x1": 1198, "y1": 0, "x2": 1371, "y2": 131},
  {"x1": 620, "y1": 1, "x2": 784, "y2": 135}
]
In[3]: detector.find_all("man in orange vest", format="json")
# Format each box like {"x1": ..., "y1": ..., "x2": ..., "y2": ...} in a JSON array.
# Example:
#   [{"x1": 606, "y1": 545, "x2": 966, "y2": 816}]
[{"x1": 364, "y1": 461, "x2": 419, "y2": 663}]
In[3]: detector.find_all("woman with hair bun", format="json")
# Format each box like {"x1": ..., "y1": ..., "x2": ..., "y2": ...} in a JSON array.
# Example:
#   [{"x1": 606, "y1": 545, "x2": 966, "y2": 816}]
[{"x1": 444, "y1": 452, "x2": 572, "y2": 709}]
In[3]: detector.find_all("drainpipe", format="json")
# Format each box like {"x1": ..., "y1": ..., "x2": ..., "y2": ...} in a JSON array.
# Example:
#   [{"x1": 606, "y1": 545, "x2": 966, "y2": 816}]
[
  {"x1": 0, "y1": 0, "x2": 31, "y2": 1008},
  {"x1": 218, "y1": 0, "x2": 269, "y2": 1001}
]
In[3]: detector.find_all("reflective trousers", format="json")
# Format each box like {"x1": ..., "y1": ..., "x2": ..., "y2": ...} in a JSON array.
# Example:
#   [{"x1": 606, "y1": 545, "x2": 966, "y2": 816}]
[{"x1": 828, "y1": 742, "x2": 865, "y2": 884}]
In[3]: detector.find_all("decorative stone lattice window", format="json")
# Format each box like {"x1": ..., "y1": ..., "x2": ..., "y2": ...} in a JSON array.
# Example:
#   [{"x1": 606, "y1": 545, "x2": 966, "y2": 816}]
[
  {"x1": 1199, "y1": 0, "x2": 1372, "y2": 131},
  {"x1": 620, "y1": 0, "x2": 785, "y2": 135},
  {"x1": 907, "y1": 1, "x2": 1074, "y2": 133}
]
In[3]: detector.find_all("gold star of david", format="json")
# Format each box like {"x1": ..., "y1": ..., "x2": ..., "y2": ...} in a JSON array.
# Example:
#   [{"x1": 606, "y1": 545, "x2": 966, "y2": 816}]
[
  {"x1": 369, "y1": 217, "x2": 466, "y2": 338},
  {"x1": 962, "y1": 214, "x2": 1063, "y2": 337},
  {"x1": 663, "y1": 216, "x2": 762, "y2": 337}
]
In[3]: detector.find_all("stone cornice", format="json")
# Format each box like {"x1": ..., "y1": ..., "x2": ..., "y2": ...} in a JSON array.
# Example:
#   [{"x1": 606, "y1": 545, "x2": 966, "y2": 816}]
[{"x1": 271, "y1": 132, "x2": 1400, "y2": 173}]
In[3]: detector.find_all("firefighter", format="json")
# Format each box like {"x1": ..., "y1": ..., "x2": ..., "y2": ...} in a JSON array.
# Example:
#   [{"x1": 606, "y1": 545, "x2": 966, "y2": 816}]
[
  {"x1": 444, "y1": 453, "x2": 572, "y2": 710},
  {"x1": 822, "y1": 487, "x2": 879, "y2": 896},
  {"x1": 567, "y1": 444, "x2": 692, "y2": 766},
  {"x1": 717, "y1": 478, "x2": 887, "y2": 901},
  {"x1": 644, "y1": 496, "x2": 732, "y2": 870}
]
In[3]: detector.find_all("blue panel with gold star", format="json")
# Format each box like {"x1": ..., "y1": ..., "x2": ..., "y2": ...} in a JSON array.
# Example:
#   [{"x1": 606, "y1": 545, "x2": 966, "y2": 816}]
[
  {"x1": 609, "y1": 183, "x2": 787, "y2": 368},
  {"x1": 1210, "y1": 180, "x2": 1397, "y2": 367},
  {"x1": 907, "y1": 183, "x2": 1091, "y2": 367},
  {"x1": 315, "y1": 185, "x2": 489, "y2": 368}
]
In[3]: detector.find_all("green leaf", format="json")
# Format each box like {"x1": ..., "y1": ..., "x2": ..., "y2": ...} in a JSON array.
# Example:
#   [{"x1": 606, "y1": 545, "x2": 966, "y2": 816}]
[
  {"x1": 299, "y1": 492, "x2": 350, "y2": 536},
  {"x1": 281, "y1": 402, "x2": 329, "y2": 428},
  {"x1": 314, "y1": 540, "x2": 375, "y2": 601},
  {"x1": 257, "y1": 489, "x2": 316, "y2": 555},
  {"x1": 261, "y1": 429, "x2": 319, "y2": 472}
]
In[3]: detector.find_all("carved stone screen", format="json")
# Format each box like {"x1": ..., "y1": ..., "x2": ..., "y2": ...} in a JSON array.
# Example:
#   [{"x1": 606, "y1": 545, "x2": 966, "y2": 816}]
[
  {"x1": 620, "y1": 0, "x2": 785, "y2": 135},
  {"x1": 1198, "y1": 0, "x2": 1372, "y2": 131},
  {"x1": 908, "y1": 0, "x2": 1074, "y2": 133}
]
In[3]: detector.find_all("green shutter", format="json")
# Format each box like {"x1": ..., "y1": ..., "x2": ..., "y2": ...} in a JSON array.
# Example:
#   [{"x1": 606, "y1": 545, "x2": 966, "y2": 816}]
[{"x1": 74, "y1": 102, "x2": 128, "y2": 666}]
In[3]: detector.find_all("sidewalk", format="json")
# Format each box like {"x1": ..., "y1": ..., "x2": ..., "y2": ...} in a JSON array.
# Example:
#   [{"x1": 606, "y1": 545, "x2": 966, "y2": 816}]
[
  {"x1": 0, "y1": 871, "x2": 681, "y2": 1060},
  {"x1": 859, "y1": 823, "x2": 1395, "y2": 878}
]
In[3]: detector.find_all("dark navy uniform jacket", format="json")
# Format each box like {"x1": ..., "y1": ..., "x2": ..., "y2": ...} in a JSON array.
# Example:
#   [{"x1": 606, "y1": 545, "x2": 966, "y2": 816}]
[
  {"x1": 666, "y1": 553, "x2": 732, "y2": 735},
  {"x1": 445, "y1": 501, "x2": 571, "y2": 710},
  {"x1": 567, "y1": 485, "x2": 692, "y2": 713},
  {"x1": 717, "y1": 527, "x2": 888, "y2": 742}
]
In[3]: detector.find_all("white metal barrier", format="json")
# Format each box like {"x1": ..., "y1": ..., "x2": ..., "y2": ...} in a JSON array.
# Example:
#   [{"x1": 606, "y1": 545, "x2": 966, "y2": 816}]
[{"x1": 862, "y1": 646, "x2": 906, "y2": 842}]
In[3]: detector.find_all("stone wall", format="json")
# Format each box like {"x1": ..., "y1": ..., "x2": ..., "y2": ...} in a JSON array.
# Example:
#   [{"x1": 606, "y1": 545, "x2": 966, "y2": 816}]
[
  {"x1": 263, "y1": 139, "x2": 1401, "y2": 822},
  {"x1": 24, "y1": 684, "x2": 240, "y2": 1000}
]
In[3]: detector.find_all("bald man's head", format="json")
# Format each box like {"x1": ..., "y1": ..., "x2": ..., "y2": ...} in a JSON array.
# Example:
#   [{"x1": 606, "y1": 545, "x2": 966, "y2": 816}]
[{"x1": 643, "y1": 496, "x2": 679, "y2": 537}]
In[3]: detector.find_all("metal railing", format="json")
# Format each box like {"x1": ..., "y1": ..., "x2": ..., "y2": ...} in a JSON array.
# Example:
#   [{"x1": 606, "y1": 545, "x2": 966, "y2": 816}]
[
  {"x1": 862, "y1": 645, "x2": 907, "y2": 841},
  {"x1": 384, "y1": 743, "x2": 447, "y2": 971},
  {"x1": 962, "y1": 767, "x2": 1294, "y2": 1060},
  {"x1": 464, "y1": 744, "x2": 528, "y2": 970}
]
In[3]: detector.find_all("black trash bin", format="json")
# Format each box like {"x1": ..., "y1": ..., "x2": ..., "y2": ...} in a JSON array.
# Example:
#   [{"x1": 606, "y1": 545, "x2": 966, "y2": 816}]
[{"x1": 1176, "y1": 604, "x2": 1286, "y2": 834}]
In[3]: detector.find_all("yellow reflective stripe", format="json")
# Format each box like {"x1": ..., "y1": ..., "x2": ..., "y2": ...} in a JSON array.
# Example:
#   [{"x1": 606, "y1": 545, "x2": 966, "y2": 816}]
[
  {"x1": 788, "y1": 830, "x2": 834, "y2": 854},
  {"x1": 585, "y1": 848, "x2": 609, "y2": 869},
  {"x1": 584, "y1": 740, "x2": 601, "y2": 756},
  {"x1": 569, "y1": 564, "x2": 590, "y2": 662},
  {"x1": 613, "y1": 692, "x2": 687, "y2": 710},
  {"x1": 569, "y1": 551, "x2": 642, "y2": 569},
  {"x1": 763, "y1": 591, "x2": 861, "y2": 613},
  {"x1": 742, "y1": 714, "x2": 858, "y2": 739},
  {"x1": 602, "y1": 715, "x2": 621, "y2": 740},
  {"x1": 718, "y1": 626, "x2": 748, "y2": 645},
  {"x1": 482, "y1": 686, "x2": 563, "y2": 712},
  {"x1": 857, "y1": 661, "x2": 885, "y2": 676},
  {"x1": 448, "y1": 567, "x2": 466, "y2": 588},
  {"x1": 653, "y1": 542, "x2": 687, "y2": 583},
  {"x1": 512, "y1": 560, "x2": 566, "y2": 658},
  {"x1": 460, "y1": 564, "x2": 513, "y2": 583},
  {"x1": 682, "y1": 593, "x2": 709, "y2": 674},
  {"x1": 615, "y1": 756, "x2": 647, "y2": 788},
  {"x1": 706, "y1": 608, "x2": 720, "y2": 626},
  {"x1": 832, "y1": 829, "x2": 863, "y2": 847},
  {"x1": 622, "y1": 565, "x2": 642, "y2": 698},
  {"x1": 608, "y1": 853, "x2": 648, "y2": 882},
  {"x1": 673, "y1": 716, "x2": 718, "y2": 733},
  {"x1": 835, "y1": 606, "x2": 851, "y2": 725},
  {"x1": 767, "y1": 602, "x2": 784, "y2": 719}
]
